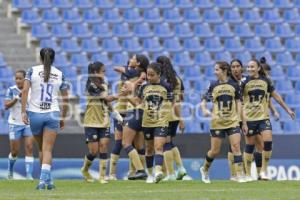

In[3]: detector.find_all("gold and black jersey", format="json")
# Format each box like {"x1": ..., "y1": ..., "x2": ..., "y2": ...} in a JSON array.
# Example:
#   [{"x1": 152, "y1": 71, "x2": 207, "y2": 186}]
[
  {"x1": 83, "y1": 81, "x2": 110, "y2": 128},
  {"x1": 169, "y1": 76, "x2": 184, "y2": 122},
  {"x1": 241, "y1": 75, "x2": 275, "y2": 121},
  {"x1": 202, "y1": 79, "x2": 241, "y2": 130},
  {"x1": 139, "y1": 81, "x2": 173, "y2": 128}
]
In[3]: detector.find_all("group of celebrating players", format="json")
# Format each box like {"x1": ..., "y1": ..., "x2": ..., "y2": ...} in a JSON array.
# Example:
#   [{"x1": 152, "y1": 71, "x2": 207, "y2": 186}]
[{"x1": 4, "y1": 47, "x2": 295, "y2": 190}]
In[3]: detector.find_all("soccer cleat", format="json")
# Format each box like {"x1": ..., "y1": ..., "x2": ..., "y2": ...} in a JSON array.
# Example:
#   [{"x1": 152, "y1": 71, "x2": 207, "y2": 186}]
[
  {"x1": 162, "y1": 174, "x2": 177, "y2": 181},
  {"x1": 200, "y1": 167, "x2": 211, "y2": 184},
  {"x1": 99, "y1": 178, "x2": 108, "y2": 184},
  {"x1": 236, "y1": 176, "x2": 247, "y2": 183},
  {"x1": 154, "y1": 172, "x2": 164, "y2": 183},
  {"x1": 244, "y1": 176, "x2": 254, "y2": 182},
  {"x1": 47, "y1": 184, "x2": 56, "y2": 190},
  {"x1": 176, "y1": 167, "x2": 187, "y2": 180},
  {"x1": 230, "y1": 176, "x2": 238, "y2": 181},
  {"x1": 108, "y1": 174, "x2": 117, "y2": 181},
  {"x1": 259, "y1": 171, "x2": 270, "y2": 181},
  {"x1": 128, "y1": 170, "x2": 148, "y2": 180},
  {"x1": 36, "y1": 182, "x2": 46, "y2": 190},
  {"x1": 26, "y1": 175, "x2": 34, "y2": 180},
  {"x1": 7, "y1": 171, "x2": 13, "y2": 180},
  {"x1": 146, "y1": 175, "x2": 154, "y2": 183},
  {"x1": 80, "y1": 167, "x2": 94, "y2": 183}
]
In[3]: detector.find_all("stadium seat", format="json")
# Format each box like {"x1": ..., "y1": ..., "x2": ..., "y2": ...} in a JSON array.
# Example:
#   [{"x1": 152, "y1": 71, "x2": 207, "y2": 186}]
[
  {"x1": 285, "y1": 38, "x2": 300, "y2": 53},
  {"x1": 283, "y1": 9, "x2": 300, "y2": 24},
  {"x1": 254, "y1": 0, "x2": 273, "y2": 8},
  {"x1": 194, "y1": 80, "x2": 210, "y2": 93},
  {"x1": 194, "y1": 0, "x2": 213, "y2": 8},
  {"x1": 204, "y1": 67, "x2": 216, "y2": 80},
  {"x1": 63, "y1": 9, "x2": 82, "y2": 24},
  {"x1": 274, "y1": 23, "x2": 294, "y2": 38},
  {"x1": 21, "y1": 9, "x2": 41, "y2": 24},
  {"x1": 194, "y1": 23, "x2": 214, "y2": 38},
  {"x1": 122, "y1": 37, "x2": 143, "y2": 53},
  {"x1": 102, "y1": 38, "x2": 122, "y2": 53},
  {"x1": 274, "y1": 0, "x2": 293, "y2": 8},
  {"x1": 269, "y1": 65, "x2": 285, "y2": 80},
  {"x1": 234, "y1": 51, "x2": 252, "y2": 65},
  {"x1": 183, "y1": 67, "x2": 202, "y2": 80},
  {"x1": 91, "y1": 52, "x2": 112, "y2": 65},
  {"x1": 243, "y1": 9, "x2": 263, "y2": 24},
  {"x1": 61, "y1": 39, "x2": 81, "y2": 53},
  {"x1": 112, "y1": 52, "x2": 129, "y2": 66},
  {"x1": 295, "y1": 81, "x2": 300, "y2": 94},
  {"x1": 53, "y1": 0, "x2": 73, "y2": 9},
  {"x1": 153, "y1": 23, "x2": 174, "y2": 38},
  {"x1": 275, "y1": 52, "x2": 295, "y2": 66},
  {"x1": 285, "y1": 93, "x2": 300, "y2": 108},
  {"x1": 143, "y1": 37, "x2": 163, "y2": 52},
  {"x1": 154, "y1": 0, "x2": 174, "y2": 9},
  {"x1": 115, "y1": 0, "x2": 133, "y2": 9},
  {"x1": 74, "y1": 0, "x2": 93, "y2": 9},
  {"x1": 83, "y1": 9, "x2": 102, "y2": 24},
  {"x1": 174, "y1": 23, "x2": 193, "y2": 38},
  {"x1": 275, "y1": 80, "x2": 294, "y2": 95},
  {"x1": 263, "y1": 9, "x2": 283, "y2": 24},
  {"x1": 283, "y1": 121, "x2": 300, "y2": 134},
  {"x1": 163, "y1": 37, "x2": 183, "y2": 53},
  {"x1": 265, "y1": 37, "x2": 285, "y2": 53},
  {"x1": 296, "y1": 108, "x2": 300, "y2": 120},
  {"x1": 287, "y1": 66, "x2": 300, "y2": 81},
  {"x1": 53, "y1": 54, "x2": 70, "y2": 68},
  {"x1": 143, "y1": 8, "x2": 162, "y2": 24},
  {"x1": 0, "y1": 120, "x2": 9, "y2": 135},
  {"x1": 244, "y1": 37, "x2": 265, "y2": 52},
  {"x1": 214, "y1": 52, "x2": 232, "y2": 63},
  {"x1": 92, "y1": 23, "x2": 112, "y2": 38},
  {"x1": 183, "y1": 8, "x2": 202, "y2": 24},
  {"x1": 255, "y1": 51, "x2": 276, "y2": 66},
  {"x1": 271, "y1": 120, "x2": 283, "y2": 134},
  {"x1": 0, "y1": 54, "x2": 7, "y2": 67},
  {"x1": 175, "y1": 0, "x2": 194, "y2": 9},
  {"x1": 123, "y1": 8, "x2": 143, "y2": 24},
  {"x1": 173, "y1": 52, "x2": 194, "y2": 67},
  {"x1": 32, "y1": 0, "x2": 52, "y2": 9},
  {"x1": 81, "y1": 39, "x2": 101, "y2": 53},
  {"x1": 71, "y1": 54, "x2": 89, "y2": 68},
  {"x1": 224, "y1": 38, "x2": 244, "y2": 53},
  {"x1": 40, "y1": 39, "x2": 61, "y2": 53},
  {"x1": 223, "y1": 9, "x2": 243, "y2": 24},
  {"x1": 164, "y1": 8, "x2": 183, "y2": 25},
  {"x1": 135, "y1": 0, "x2": 153, "y2": 9},
  {"x1": 94, "y1": 0, "x2": 113, "y2": 9},
  {"x1": 42, "y1": 9, "x2": 63, "y2": 24},
  {"x1": 51, "y1": 23, "x2": 71, "y2": 38},
  {"x1": 233, "y1": 0, "x2": 253, "y2": 9},
  {"x1": 71, "y1": 24, "x2": 92, "y2": 38},
  {"x1": 203, "y1": 9, "x2": 223, "y2": 24},
  {"x1": 234, "y1": 23, "x2": 254, "y2": 38},
  {"x1": 31, "y1": 24, "x2": 51, "y2": 39},
  {"x1": 214, "y1": 0, "x2": 234, "y2": 8},
  {"x1": 214, "y1": 23, "x2": 234, "y2": 38},
  {"x1": 183, "y1": 37, "x2": 203, "y2": 53},
  {"x1": 133, "y1": 23, "x2": 153, "y2": 38},
  {"x1": 12, "y1": 0, "x2": 32, "y2": 10},
  {"x1": 254, "y1": 23, "x2": 274, "y2": 38},
  {"x1": 194, "y1": 52, "x2": 214, "y2": 67},
  {"x1": 112, "y1": 23, "x2": 132, "y2": 38},
  {"x1": 103, "y1": 9, "x2": 123, "y2": 24},
  {"x1": 204, "y1": 37, "x2": 223, "y2": 52}
]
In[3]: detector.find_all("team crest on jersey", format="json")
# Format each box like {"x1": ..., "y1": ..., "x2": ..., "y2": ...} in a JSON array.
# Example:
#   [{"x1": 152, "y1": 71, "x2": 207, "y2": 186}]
[{"x1": 266, "y1": 120, "x2": 271, "y2": 126}]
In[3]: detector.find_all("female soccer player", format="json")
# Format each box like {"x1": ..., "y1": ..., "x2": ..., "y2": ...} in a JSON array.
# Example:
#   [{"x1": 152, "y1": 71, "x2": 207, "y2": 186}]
[
  {"x1": 21, "y1": 48, "x2": 69, "y2": 190},
  {"x1": 200, "y1": 61, "x2": 245, "y2": 184},
  {"x1": 156, "y1": 56, "x2": 186, "y2": 181},
  {"x1": 80, "y1": 61, "x2": 120, "y2": 184},
  {"x1": 241, "y1": 59, "x2": 295, "y2": 180},
  {"x1": 5, "y1": 70, "x2": 34, "y2": 180}
]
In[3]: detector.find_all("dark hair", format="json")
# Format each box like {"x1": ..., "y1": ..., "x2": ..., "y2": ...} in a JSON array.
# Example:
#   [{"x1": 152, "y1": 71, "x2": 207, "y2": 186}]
[
  {"x1": 230, "y1": 59, "x2": 243, "y2": 68},
  {"x1": 156, "y1": 55, "x2": 177, "y2": 89},
  {"x1": 216, "y1": 61, "x2": 231, "y2": 76},
  {"x1": 87, "y1": 61, "x2": 105, "y2": 89},
  {"x1": 15, "y1": 70, "x2": 26, "y2": 78},
  {"x1": 259, "y1": 57, "x2": 271, "y2": 72},
  {"x1": 148, "y1": 62, "x2": 162, "y2": 76},
  {"x1": 40, "y1": 48, "x2": 55, "y2": 82},
  {"x1": 135, "y1": 54, "x2": 149, "y2": 72},
  {"x1": 250, "y1": 59, "x2": 268, "y2": 77}
]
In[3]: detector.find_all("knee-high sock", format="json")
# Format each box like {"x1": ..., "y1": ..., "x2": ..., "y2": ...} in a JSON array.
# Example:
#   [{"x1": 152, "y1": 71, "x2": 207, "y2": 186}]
[
  {"x1": 203, "y1": 154, "x2": 214, "y2": 172},
  {"x1": 99, "y1": 153, "x2": 108, "y2": 180},
  {"x1": 25, "y1": 156, "x2": 34, "y2": 178},
  {"x1": 243, "y1": 144, "x2": 255, "y2": 176},
  {"x1": 262, "y1": 141, "x2": 272, "y2": 173},
  {"x1": 8, "y1": 153, "x2": 17, "y2": 173},
  {"x1": 164, "y1": 143, "x2": 175, "y2": 175},
  {"x1": 83, "y1": 154, "x2": 95, "y2": 171},
  {"x1": 227, "y1": 152, "x2": 236, "y2": 177},
  {"x1": 155, "y1": 154, "x2": 164, "y2": 174},
  {"x1": 109, "y1": 154, "x2": 119, "y2": 176},
  {"x1": 40, "y1": 164, "x2": 51, "y2": 184},
  {"x1": 138, "y1": 149, "x2": 146, "y2": 169},
  {"x1": 234, "y1": 155, "x2": 244, "y2": 177},
  {"x1": 171, "y1": 142, "x2": 183, "y2": 167},
  {"x1": 254, "y1": 152, "x2": 262, "y2": 175},
  {"x1": 125, "y1": 146, "x2": 144, "y2": 171},
  {"x1": 146, "y1": 155, "x2": 154, "y2": 176}
]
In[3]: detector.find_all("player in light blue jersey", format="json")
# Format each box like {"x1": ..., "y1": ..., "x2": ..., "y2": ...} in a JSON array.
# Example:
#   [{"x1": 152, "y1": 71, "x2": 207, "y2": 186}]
[
  {"x1": 5, "y1": 70, "x2": 34, "y2": 180},
  {"x1": 21, "y1": 48, "x2": 69, "y2": 190}
]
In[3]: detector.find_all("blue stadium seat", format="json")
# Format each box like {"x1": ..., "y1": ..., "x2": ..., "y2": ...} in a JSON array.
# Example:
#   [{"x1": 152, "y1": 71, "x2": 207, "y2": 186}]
[
  {"x1": 234, "y1": 23, "x2": 254, "y2": 38},
  {"x1": 0, "y1": 120, "x2": 9, "y2": 135},
  {"x1": 223, "y1": 9, "x2": 243, "y2": 24},
  {"x1": 91, "y1": 52, "x2": 112, "y2": 65},
  {"x1": 183, "y1": 37, "x2": 203, "y2": 53},
  {"x1": 102, "y1": 38, "x2": 122, "y2": 53},
  {"x1": 173, "y1": 52, "x2": 194, "y2": 67},
  {"x1": 214, "y1": 52, "x2": 232, "y2": 63},
  {"x1": 275, "y1": 80, "x2": 294, "y2": 95},
  {"x1": 283, "y1": 9, "x2": 300, "y2": 24},
  {"x1": 71, "y1": 54, "x2": 89, "y2": 68},
  {"x1": 83, "y1": 9, "x2": 102, "y2": 24},
  {"x1": 12, "y1": 0, "x2": 32, "y2": 9},
  {"x1": 274, "y1": 0, "x2": 293, "y2": 8},
  {"x1": 163, "y1": 38, "x2": 183, "y2": 53},
  {"x1": 285, "y1": 38, "x2": 300, "y2": 53},
  {"x1": 74, "y1": 0, "x2": 93, "y2": 9},
  {"x1": 204, "y1": 37, "x2": 223, "y2": 52},
  {"x1": 243, "y1": 9, "x2": 262, "y2": 24},
  {"x1": 92, "y1": 23, "x2": 112, "y2": 38},
  {"x1": 287, "y1": 66, "x2": 300, "y2": 81},
  {"x1": 296, "y1": 0, "x2": 300, "y2": 8},
  {"x1": 72, "y1": 24, "x2": 92, "y2": 38},
  {"x1": 214, "y1": 0, "x2": 233, "y2": 8},
  {"x1": 254, "y1": 23, "x2": 274, "y2": 38},
  {"x1": 0, "y1": 54, "x2": 7, "y2": 67},
  {"x1": 183, "y1": 67, "x2": 202, "y2": 80},
  {"x1": 51, "y1": 23, "x2": 71, "y2": 38},
  {"x1": 115, "y1": 0, "x2": 133, "y2": 9},
  {"x1": 296, "y1": 108, "x2": 300, "y2": 120},
  {"x1": 135, "y1": 0, "x2": 153, "y2": 9},
  {"x1": 254, "y1": 0, "x2": 273, "y2": 8},
  {"x1": 53, "y1": 0, "x2": 73, "y2": 9},
  {"x1": 175, "y1": 0, "x2": 193, "y2": 9},
  {"x1": 133, "y1": 23, "x2": 153, "y2": 38},
  {"x1": 224, "y1": 38, "x2": 244, "y2": 53},
  {"x1": 163, "y1": 8, "x2": 182, "y2": 24},
  {"x1": 103, "y1": 9, "x2": 123, "y2": 24},
  {"x1": 204, "y1": 67, "x2": 216, "y2": 80},
  {"x1": 214, "y1": 23, "x2": 234, "y2": 38},
  {"x1": 275, "y1": 52, "x2": 295, "y2": 66},
  {"x1": 32, "y1": 0, "x2": 52, "y2": 9},
  {"x1": 255, "y1": 51, "x2": 276, "y2": 66},
  {"x1": 61, "y1": 39, "x2": 81, "y2": 53},
  {"x1": 244, "y1": 37, "x2": 264, "y2": 52},
  {"x1": 154, "y1": 0, "x2": 174, "y2": 9},
  {"x1": 94, "y1": 0, "x2": 113, "y2": 9},
  {"x1": 194, "y1": 23, "x2": 213, "y2": 38},
  {"x1": 53, "y1": 54, "x2": 70, "y2": 68},
  {"x1": 123, "y1": 8, "x2": 143, "y2": 24},
  {"x1": 283, "y1": 121, "x2": 300, "y2": 134},
  {"x1": 63, "y1": 9, "x2": 82, "y2": 24},
  {"x1": 153, "y1": 23, "x2": 174, "y2": 38},
  {"x1": 271, "y1": 120, "x2": 283, "y2": 134},
  {"x1": 194, "y1": 0, "x2": 213, "y2": 8},
  {"x1": 194, "y1": 80, "x2": 210, "y2": 93},
  {"x1": 265, "y1": 37, "x2": 285, "y2": 53},
  {"x1": 295, "y1": 25, "x2": 300, "y2": 37},
  {"x1": 21, "y1": 9, "x2": 41, "y2": 24},
  {"x1": 194, "y1": 52, "x2": 214, "y2": 67},
  {"x1": 235, "y1": 51, "x2": 252, "y2": 65},
  {"x1": 269, "y1": 65, "x2": 285, "y2": 80},
  {"x1": 174, "y1": 23, "x2": 193, "y2": 38},
  {"x1": 112, "y1": 23, "x2": 132, "y2": 38},
  {"x1": 285, "y1": 93, "x2": 300, "y2": 108},
  {"x1": 40, "y1": 39, "x2": 61, "y2": 53},
  {"x1": 233, "y1": 0, "x2": 253, "y2": 9},
  {"x1": 203, "y1": 9, "x2": 222, "y2": 24},
  {"x1": 143, "y1": 37, "x2": 163, "y2": 52},
  {"x1": 122, "y1": 38, "x2": 143, "y2": 53},
  {"x1": 42, "y1": 9, "x2": 62, "y2": 24},
  {"x1": 144, "y1": 8, "x2": 162, "y2": 24},
  {"x1": 263, "y1": 9, "x2": 283, "y2": 24},
  {"x1": 295, "y1": 81, "x2": 300, "y2": 94},
  {"x1": 81, "y1": 39, "x2": 101, "y2": 53},
  {"x1": 183, "y1": 8, "x2": 202, "y2": 24},
  {"x1": 274, "y1": 23, "x2": 294, "y2": 38},
  {"x1": 112, "y1": 52, "x2": 129, "y2": 66},
  {"x1": 31, "y1": 24, "x2": 51, "y2": 39}
]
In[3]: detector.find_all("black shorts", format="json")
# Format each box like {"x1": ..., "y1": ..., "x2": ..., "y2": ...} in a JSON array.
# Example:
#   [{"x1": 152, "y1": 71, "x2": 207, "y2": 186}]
[
  {"x1": 246, "y1": 119, "x2": 272, "y2": 137},
  {"x1": 123, "y1": 109, "x2": 143, "y2": 132},
  {"x1": 84, "y1": 127, "x2": 110, "y2": 143},
  {"x1": 113, "y1": 113, "x2": 126, "y2": 133},
  {"x1": 168, "y1": 121, "x2": 179, "y2": 137},
  {"x1": 210, "y1": 126, "x2": 241, "y2": 138},
  {"x1": 143, "y1": 127, "x2": 168, "y2": 140}
]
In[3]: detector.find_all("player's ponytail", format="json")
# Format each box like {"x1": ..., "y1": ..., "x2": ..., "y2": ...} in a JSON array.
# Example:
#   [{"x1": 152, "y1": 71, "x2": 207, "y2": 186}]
[
  {"x1": 40, "y1": 48, "x2": 55, "y2": 83},
  {"x1": 87, "y1": 61, "x2": 105, "y2": 90},
  {"x1": 156, "y1": 55, "x2": 177, "y2": 89},
  {"x1": 148, "y1": 62, "x2": 162, "y2": 76},
  {"x1": 259, "y1": 57, "x2": 271, "y2": 74},
  {"x1": 216, "y1": 61, "x2": 231, "y2": 77},
  {"x1": 136, "y1": 54, "x2": 149, "y2": 72}
]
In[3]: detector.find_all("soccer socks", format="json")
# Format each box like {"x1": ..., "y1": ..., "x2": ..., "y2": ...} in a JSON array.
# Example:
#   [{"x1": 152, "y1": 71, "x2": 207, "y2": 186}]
[
  {"x1": 128, "y1": 158, "x2": 136, "y2": 177},
  {"x1": 138, "y1": 149, "x2": 146, "y2": 169},
  {"x1": 243, "y1": 144, "x2": 255, "y2": 177},
  {"x1": 99, "y1": 153, "x2": 108, "y2": 181},
  {"x1": 25, "y1": 156, "x2": 34, "y2": 179},
  {"x1": 40, "y1": 164, "x2": 51, "y2": 184},
  {"x1": 109, "y1": 140, "x2": 122, "y2": 176},
  {"x1": 83, "y1": 154, "x2": 96, "y2": 171},
  {"x1": 155, "y1": 154, "x2": 164, "y2": 173},
  {"x1": 163, "y1": 143, "x2": 175, "y2": 175},
  {"x1": 8, "y1": 153, "x2": 17, "y2": 178},
  {"x1": 146, "y1": 155, "x2": 154, "y2": 176},
  {"x1": 171, "y1": 144, "x2": 183, "y2": 168},
  {"x1": 125, "y1": 146, "x2": 144, "y2": 171},
  {"x1": 203, "y1": 154, "x2": 214, "y2": 172},
  {"x1": 262, "y1": 141, "x2": 272, "y2": 173},
  {"x1": 227, "y1": 152, "x2": 236, "y2": 178},
  {"x1": 233, "y1": 155, "x2": 244, "y2": 177},
  {"x1": 254, "y1": 152, "x2": 262, "y2": 175}
]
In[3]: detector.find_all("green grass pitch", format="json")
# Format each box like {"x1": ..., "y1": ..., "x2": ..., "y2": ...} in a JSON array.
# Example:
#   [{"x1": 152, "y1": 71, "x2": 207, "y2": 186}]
[{"x1": 0, "y1": 180, "x2": 299, "y2": 200}]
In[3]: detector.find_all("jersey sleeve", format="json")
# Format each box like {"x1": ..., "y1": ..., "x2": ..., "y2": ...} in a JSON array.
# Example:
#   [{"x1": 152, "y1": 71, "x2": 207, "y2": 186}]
[
  {"x1": 5, "y1": 88, "x2": 13, "y2": 100},
  {"x1": 201, "y1": 81, "x2": 213, "y2": 102},
  {"x1": 60, "y1": 73, "x2": 69, "y2": 91},
  {"x1": 179, "y1": 77, "x2": 185, "y2": 91},
  {"x1": 25, "y1": 67, "x2": 33, "y2": 82}
]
